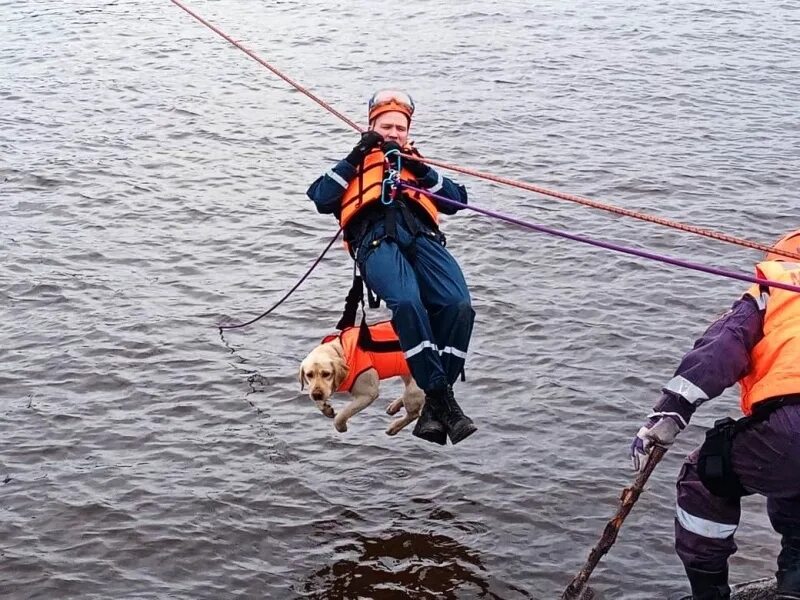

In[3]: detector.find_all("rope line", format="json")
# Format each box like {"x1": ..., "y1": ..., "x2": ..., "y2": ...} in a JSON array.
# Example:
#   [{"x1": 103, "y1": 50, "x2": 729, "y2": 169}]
[
  {"x1": 169, "y1": 0, "x2": 799, "y2": 329},
  {"x1": 169, "y1": 0, "x2": 363, "y2": 132},
  {"x1": 218, "y1": 228, "x2": 342, "y2": 330},
  {"x1": 401, "y1": 153, "x2": 800, "y2": 262},
  {"x1": 170, "y1": 0, "x2": 796, "y2": 261},
  {"x1": 400, "y1": 181, "x2": 800, "y2": 295}
]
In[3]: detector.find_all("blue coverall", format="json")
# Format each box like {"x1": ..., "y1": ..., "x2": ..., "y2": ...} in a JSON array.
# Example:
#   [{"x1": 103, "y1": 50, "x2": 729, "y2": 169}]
[{"x1": 307, "y1": 154, "x2": 474, "y2": 394}]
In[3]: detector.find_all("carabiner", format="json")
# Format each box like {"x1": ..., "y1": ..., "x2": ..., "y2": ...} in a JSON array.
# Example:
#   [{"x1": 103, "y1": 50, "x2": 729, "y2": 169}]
[
  {"x1": 380, "y1": 170, "x2": 398, "y2": 205},
  {"x1": 380, "y1": 148, "x2": 403, "y2": 205}
]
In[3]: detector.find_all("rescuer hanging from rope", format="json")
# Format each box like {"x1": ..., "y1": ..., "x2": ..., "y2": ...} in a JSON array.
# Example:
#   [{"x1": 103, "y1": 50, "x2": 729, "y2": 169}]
[{"x1": 306, "y1": 90, "x2": 477, "y2": 446}]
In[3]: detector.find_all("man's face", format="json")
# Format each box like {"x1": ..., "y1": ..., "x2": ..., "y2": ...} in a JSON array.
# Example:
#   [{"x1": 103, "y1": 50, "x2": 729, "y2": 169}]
[{"x1": 371, "y1": 111, "x2": 410, "y2": 146}]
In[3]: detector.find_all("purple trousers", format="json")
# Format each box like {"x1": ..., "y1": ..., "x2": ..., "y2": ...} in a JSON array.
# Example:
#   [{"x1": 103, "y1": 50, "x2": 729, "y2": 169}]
[{"x1": 675, "y1": 404, "x2": 800, "y2": 576}]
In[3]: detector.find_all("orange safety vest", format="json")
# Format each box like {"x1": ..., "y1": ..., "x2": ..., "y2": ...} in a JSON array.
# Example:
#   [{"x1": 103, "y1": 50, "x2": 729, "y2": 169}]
[
  {"x1": 338, "y1": 147, "x2": 439, "y2": 232},
  {"x1": 739, "y1": 260, "x2": 800, "y2": 415},
  {"x1": 324, "y1": 321, "x2": 410, "y2": 392}
]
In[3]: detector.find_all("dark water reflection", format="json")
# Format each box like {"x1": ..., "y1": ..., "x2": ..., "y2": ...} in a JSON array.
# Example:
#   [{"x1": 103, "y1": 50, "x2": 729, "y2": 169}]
[{"x1": 299, "y1": 527, "x2": 523, "y2": 600}]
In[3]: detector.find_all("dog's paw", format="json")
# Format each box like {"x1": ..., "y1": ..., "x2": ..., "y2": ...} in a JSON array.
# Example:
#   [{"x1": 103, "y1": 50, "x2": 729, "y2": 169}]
[
  {"x1": 386, "y1": 399, "x2": 403, "y2": 416},
  {"x1": 322, "y1": 405, "x2": 335, "y2": 418},
  {"x1": 333, "y1": 417, "x2": 348, "y2": 433}
]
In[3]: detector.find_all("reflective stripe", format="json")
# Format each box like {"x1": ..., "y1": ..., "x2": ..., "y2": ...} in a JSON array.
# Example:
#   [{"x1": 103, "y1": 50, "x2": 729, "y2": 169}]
[
  {"x1": 665, "y1": 375, "x2": 709, "y2": 405},
  {"x1": 326, "y1": 168, "x2": 348, "y2": 189},
  {"x1": 676, "y1": 504, "x2": 737, "y2": 539},
  {"x1": 648, "y1": 411, "x2": 688, "y2": 428},
  {"x1": 403, "y1": 341, "x2": 468, "y2": 360},
  {"x1": 428, "y1": 170, "x2": 443, "y2": 194},
  {"x1": 404, "y1": 340, "x2": 437, "y2": 359},
  {"x1": 439, "y1": 345, "x2": 468, "y2": 359}
]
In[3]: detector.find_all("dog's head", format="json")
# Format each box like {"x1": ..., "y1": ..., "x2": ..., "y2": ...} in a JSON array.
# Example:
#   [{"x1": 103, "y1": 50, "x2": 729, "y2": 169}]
[{"x1": 298, "y1": 341, "x2": 349, "y2": 418}]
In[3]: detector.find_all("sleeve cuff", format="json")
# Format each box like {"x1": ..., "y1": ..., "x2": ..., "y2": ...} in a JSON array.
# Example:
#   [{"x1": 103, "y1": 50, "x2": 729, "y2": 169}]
[
  {"x1": 334, "y1": 160, "x2": 357, "y2": 179},
  {"x1": 653, "y1": 390, "x2": 697, "y2": 425},
  {"x1": 418, "y1": 168, "x2": 443, "y2": 192}
]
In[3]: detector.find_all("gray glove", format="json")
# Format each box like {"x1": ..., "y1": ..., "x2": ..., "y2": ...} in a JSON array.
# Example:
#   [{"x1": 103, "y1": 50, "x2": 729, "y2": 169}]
[{"x1": 630, "y1": 411, "x2": 687, "y2": 473}]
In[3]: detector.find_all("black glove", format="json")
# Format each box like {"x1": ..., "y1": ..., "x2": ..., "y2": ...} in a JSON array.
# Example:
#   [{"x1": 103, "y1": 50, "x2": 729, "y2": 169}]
[
  {"x1": 344, "y1": 131, "x2": 384, "y2": 166},
  {"x1": 381, "y1": 141, "x2": 431, "y2": 179},
  {"x1": 381, "y1": 140, "x2": 402, "y2": 154},
  {"x1": 398, "y1": 146, "x2": 431, "y2": 179},
  {"x1": 381, "y1": 140, "x2": 403, "y2": 171},
  {"x1": 403, "y1": 155, "x2": 431, "y2": 179}
]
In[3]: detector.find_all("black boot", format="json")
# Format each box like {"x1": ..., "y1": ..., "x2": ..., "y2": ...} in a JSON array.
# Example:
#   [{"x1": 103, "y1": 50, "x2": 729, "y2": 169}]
[
  {"x1": 412, "y1": 388, "x2": 447, "y2": 446},
  {"x1": 685, "y1": 566, "x2": 731, "y2": 600},
  {"x1": 441, "y1": 386, "x2": 477, "y2": 445}
]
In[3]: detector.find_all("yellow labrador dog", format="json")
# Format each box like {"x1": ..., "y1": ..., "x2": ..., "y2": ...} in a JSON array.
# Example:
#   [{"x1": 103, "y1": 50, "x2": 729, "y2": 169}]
[{"x1": 298, "y1": 321, "x2": 424, "y2": 435}]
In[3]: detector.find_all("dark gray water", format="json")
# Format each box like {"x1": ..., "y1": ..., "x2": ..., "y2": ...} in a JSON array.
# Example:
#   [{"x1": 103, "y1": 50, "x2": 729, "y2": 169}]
[{"x1": 2, "y1": 1, "x2": 799, "y2": 598}]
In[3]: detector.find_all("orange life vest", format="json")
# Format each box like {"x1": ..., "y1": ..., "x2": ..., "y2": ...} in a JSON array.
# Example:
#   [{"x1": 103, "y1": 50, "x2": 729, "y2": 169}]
[
  {"x1": 739, "y1": 260, "x2": 800, "y2": 415},
  {"x1": 324, "y1": 321, "x2": 410, "y2": 392},
  {"x1": 338, "y1": 147, "x2": 439, "y2": 232}
]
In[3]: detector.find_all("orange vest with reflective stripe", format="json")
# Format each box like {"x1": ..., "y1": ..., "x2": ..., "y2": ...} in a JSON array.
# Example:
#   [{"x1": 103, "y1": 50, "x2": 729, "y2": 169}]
[
  {"x1": 739, "y1": 260, "x2": 800, "y2": 415},
  {"x1": 338, "y1": 147, "x2": 439, "y2": 231},
  {"x1": 330, "y1": 321, "x2": 410, "y2": 392}
]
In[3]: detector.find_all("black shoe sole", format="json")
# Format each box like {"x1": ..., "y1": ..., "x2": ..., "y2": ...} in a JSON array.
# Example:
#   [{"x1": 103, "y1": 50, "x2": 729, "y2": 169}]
[
  {"x1": 411, "y1": 429, "x2": 447, "y2": 446},
  {"x1": 412, "y1": 423, "x2": 447, "y2": 446},
  {"x1": 447, "y1": 422, "x2": 477, "y2": 445}
]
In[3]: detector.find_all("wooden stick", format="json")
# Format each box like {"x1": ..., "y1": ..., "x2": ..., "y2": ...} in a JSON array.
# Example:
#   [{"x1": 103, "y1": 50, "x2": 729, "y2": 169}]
[{"x1": 561, "y1": 446, "x2": 668, "y2": 600}]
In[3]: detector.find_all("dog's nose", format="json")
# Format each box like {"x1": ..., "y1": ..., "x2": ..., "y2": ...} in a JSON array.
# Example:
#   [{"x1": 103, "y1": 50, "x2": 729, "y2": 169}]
[{"x1": 311, "y1": 391, "x2": 324, "y2": 401}]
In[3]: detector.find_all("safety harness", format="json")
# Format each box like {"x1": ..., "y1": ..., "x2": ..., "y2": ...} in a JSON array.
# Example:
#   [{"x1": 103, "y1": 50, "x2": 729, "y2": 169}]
[
  {"x1": 334, "y1": 272, "x2": 466, "y2": 383},
  {"x1": 334, "y1": 151, "x2": 463, "y2": 381},
  {"x1": 343, "y1": 167, "x2": 444, "y2": 312},
  {"x1": 335, "y1": 274, "x2": 401, "y2": 353}
]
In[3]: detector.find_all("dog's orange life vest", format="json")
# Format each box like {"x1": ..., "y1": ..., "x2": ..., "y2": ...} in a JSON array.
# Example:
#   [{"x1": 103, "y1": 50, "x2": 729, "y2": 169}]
[
  {"x1": 338, "y1": 147, "x2": 439, "y2": 230},
  {"x1": 324, "y1": 321, "x2": 410, "y2": 392},
  {"x1": 740, "y1": 260, "x2": 800, "y2": 415}
]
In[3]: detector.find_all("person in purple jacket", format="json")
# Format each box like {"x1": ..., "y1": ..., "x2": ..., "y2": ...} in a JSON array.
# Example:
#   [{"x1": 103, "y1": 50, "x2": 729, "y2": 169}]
[{"x1": 630, "y1": 229, "x2": 800, "y2": 599}]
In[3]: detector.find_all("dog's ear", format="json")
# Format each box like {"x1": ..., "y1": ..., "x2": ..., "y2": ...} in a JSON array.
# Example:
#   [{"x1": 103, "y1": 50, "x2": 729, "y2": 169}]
[
  {"x1": 331, "y1": 355, "x2": 349, "y2": 391},
  {"x1": 298, "y1": 365, "x2": 306, "y2": 391}
]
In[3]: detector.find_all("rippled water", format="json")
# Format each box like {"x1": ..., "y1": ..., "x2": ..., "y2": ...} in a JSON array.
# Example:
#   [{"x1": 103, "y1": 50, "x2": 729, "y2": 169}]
[{"x1": 2, "y1": 1, "x2": 799, "y2": 598}]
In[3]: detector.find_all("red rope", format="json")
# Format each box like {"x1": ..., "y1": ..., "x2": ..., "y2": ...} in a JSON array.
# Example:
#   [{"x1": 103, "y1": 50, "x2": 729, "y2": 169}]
[
  {"x1": 402, "y1": 153, "x2": 800, "y2": 261},
  {"x1": 168, "y1": 0, "x2": 364, "y2": 133},
  {"x1": 170, "y1": 0, "x2": 799, "y2": 262}
]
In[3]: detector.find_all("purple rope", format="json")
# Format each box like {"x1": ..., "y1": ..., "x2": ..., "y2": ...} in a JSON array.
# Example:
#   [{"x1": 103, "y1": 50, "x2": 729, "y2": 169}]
[
  {"x1": 218, "y1": 228, "x2": 343, "y2": 330},
  {"x1": 400, "y1": 182, "x2": 800, "y2": 295}
]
